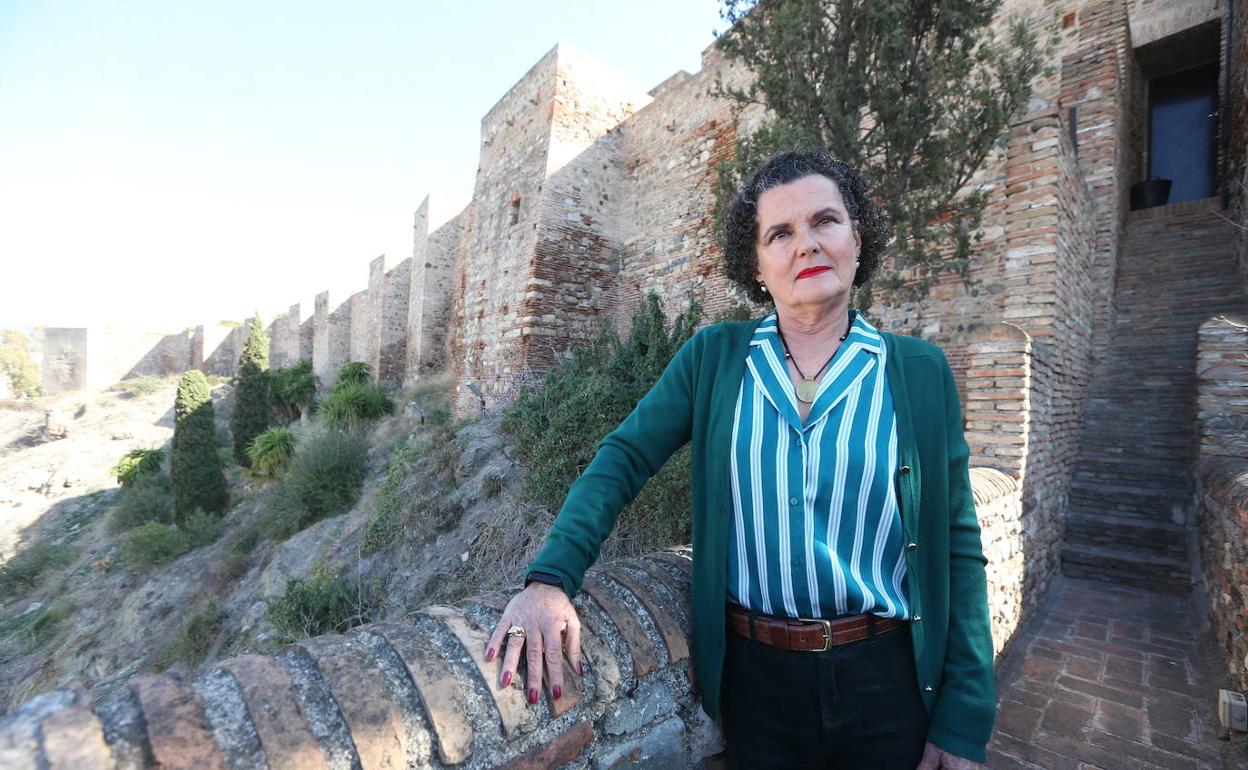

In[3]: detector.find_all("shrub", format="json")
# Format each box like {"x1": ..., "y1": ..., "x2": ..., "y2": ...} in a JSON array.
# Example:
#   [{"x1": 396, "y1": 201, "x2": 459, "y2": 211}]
[
  {"x1": 0, "y1": 329, "x2": 41, "y2": 398},
  {"x1": 120, "y1": 523, "x2": 188, "y2": 569},
  {"x1": 502, "y1": 292, "x2": 701, "y2": 557},
  {"x1": 360, "y1": 438, "x2": 418, "y2": 554},
  {"x1": 333, "y1": 361, "x2": 373, "y2": 391},
  {"x1": 182, "y1": 509, "x2": 225, "y2": 549},
  {"x1": 269, "y1": 360, "x2": 318, "y2": 423},
  {"x1": 109, "y1": 473, "x2": 175, "y2": 532},
  {"x1": 317, "y1": 383, "x2": 394, "y2": 431},
  {"x1": 231, "y1": 316, "x2": 272, "y2": 465},
  {"x1": 267, "y1": 569, "x2": 380, "y2": 641},
  {"x1": 156, "y1": 601, "x2": 225, "y2": 670},
  {"x1": 171, "y1": 371, "x2": 228, "y2": 521},
  {"x1": 113, "y1": 447, "x2": 164, "y2": 487},
  {"x1": 0, "y1": 540, "x2": 76, "y2": 595},
  {"x1": 283, "y1": 429, "x2": 369, "y2": 526},
  {"x1": 246, "y1": 426, "x2": 297, "y2": 480},
  {"x1": 108, "y1": 375, "x2": 164, "y2": 396}
]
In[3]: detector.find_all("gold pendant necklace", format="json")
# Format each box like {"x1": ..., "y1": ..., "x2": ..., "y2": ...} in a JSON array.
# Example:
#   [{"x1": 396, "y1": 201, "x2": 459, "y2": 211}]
[{"x1": 777, "y1": 309, "x2": 856, "y2": 404}]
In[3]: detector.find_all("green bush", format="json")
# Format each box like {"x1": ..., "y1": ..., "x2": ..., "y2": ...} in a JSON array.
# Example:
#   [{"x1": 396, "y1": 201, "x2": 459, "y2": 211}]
[
  {"x1": 108, "y1": 375, "x2": 164, "y2": 396},
  {"x1": 231, "y1": 315, "x2": 272, "y2": 465},
  {"x1": 0, "y1": 540, "x2": 76, "y2": 595},
  {"x1": 268, "y1": 569, "x2": 380, "y2": 641},
  {"x1": 360, "y1": 438, "x2": 418, "y2": 554},
  {"x1": 182, "y1": 509, "x2": 225, "y2": 549},
  {"x1": 171, "y1": 371, "x2": 228, "y2": 521},
  {"x1": 269, "y1": 360, "x2": 318, "y2": 423},
  {"x1": 109, "y1": 473, "x2": 174, "y2": 532},
  {"x1": 120, "y1": 523, "x2": 188, "y2": 569},
  {"x1": 280, "y1": 429, "x2": 369, "y2": 531},
  {"x1": 317, "y1": 383, "x2": 395, "y2": 431},
  {"x1": 502, "y1": 292, "x2": 701, "y2": 555},
  {"x1": 113, "y1": 447, "x2": 164, "y2": 487},
  {"x1": 246, "y1": 426, "x2": 297, "y2": 480},
  {"x1": 0, "y1": 329, "x2": 41, "y2": 398},
  {"x1": 156, "y1": 601, "x2": 225, "y2": 670},
  {"x1": 333, "y1": 361, "x2": 373, "y2": 391}
]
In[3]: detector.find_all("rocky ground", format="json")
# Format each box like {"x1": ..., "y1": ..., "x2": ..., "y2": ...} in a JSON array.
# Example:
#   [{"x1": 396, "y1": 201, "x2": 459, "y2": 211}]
[{"x1": 0, "y1": 380, "x2": 551, "y2": 716}]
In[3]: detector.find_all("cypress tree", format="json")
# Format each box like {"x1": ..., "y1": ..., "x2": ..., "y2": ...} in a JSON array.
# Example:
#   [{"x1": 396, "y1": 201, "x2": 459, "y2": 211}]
[
  {"x1": 231, "y1": 315, "x2": 271, "y2": 465},
  {"x1": 172, "y1": 370, "x2": 228, "y2": 521}
]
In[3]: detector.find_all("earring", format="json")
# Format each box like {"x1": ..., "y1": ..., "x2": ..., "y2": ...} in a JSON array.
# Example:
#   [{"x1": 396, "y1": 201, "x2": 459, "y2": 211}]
[{"x1": 759, "y1": 283, "x2": 769, "y2": 293}]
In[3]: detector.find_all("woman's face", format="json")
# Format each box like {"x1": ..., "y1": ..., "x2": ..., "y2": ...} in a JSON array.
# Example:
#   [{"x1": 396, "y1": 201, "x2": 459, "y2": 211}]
[{"x1": 754, "y1": 174, "x2": 861, "y2": 315}]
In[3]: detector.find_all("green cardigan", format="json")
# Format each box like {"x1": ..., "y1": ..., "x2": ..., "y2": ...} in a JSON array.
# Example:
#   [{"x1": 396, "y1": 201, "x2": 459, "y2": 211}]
[{"x1": 527, "y1": 316, "x2": 996, "y2": 762}]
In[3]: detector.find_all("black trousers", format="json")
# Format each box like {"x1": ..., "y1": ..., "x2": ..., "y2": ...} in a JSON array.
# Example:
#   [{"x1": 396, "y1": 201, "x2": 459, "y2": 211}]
[{"x1": 720, "y1": 619, "x2": 929, "y2": 770}]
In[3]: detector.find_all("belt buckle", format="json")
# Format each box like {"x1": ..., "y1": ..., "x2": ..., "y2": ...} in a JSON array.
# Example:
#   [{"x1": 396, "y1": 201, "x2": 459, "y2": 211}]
[{"x1": 798, "y1": 617, "x2": 833, "y2": 652}]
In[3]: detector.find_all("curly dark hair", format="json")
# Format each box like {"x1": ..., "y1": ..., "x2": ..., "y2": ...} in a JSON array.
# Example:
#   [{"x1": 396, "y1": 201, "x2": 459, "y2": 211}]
[{"x1": 722, "y1": 149, "x2": 892, "y2": 306}]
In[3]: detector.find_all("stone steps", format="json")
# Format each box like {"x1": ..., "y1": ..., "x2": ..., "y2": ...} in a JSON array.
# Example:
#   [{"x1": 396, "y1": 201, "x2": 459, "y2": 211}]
[
  {"x1": 1064, "y1": 512, "x2": 1186, "y2": 558},
  {"x1": 1059, "y1": 543, "x2": 1190, "y2": 593},
  {"x1": 1060, "y1": 201, "x2": 1243, "y2": 591}
]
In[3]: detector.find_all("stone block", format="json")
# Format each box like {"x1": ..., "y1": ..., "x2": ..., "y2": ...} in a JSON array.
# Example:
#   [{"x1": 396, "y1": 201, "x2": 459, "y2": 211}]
[
  {"x1": 580, "y1": 574, "x2": 660, "y2": 678},
  {"x1": 219, "y1": 654, "x2": 329, "y2": 770},
  {"x1": 600, "y1": 566, "x2": 689, "y2": 665},
  {"x1": 602, "y1": 677, "x2": 675, "y2": 736},
  {"x1": 500, "y1": 720, "x2": 593, "y2": 770},
  {"x1": 129, "y1": 673, "x2": 227, "y2": 770},
  {"x1": 594, "y1": 716, "x2": 685, "y2": 770},
  {"x1": 365, "y1": 621, "x2": 472, "y2": 765},
  {"x1": 295, "y1": 635, "x2": 406, "y2": 770}
]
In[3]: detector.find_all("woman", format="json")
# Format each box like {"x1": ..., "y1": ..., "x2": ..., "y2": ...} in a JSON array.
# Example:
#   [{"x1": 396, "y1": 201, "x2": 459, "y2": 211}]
[{"x1": 485, "y1": 150, "x2": 995, "y2": 769}]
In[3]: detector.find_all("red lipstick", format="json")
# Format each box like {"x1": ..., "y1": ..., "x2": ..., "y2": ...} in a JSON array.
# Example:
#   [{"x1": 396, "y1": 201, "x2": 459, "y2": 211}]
[{"x1": 797, "y1": 266, "x2": 832, "y2": 279}]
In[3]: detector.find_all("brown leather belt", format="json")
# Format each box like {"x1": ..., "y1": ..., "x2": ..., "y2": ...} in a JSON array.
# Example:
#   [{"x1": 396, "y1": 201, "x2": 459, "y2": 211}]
[{"x1": 727, "y1": 604, "x2": 905, "y2": 652}]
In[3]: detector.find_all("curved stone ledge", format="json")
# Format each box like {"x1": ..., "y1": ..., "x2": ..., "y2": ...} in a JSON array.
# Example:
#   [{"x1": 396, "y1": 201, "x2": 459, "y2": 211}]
[{"x1": 1, "y1": 490, "x2": 1035, "y2": 769}]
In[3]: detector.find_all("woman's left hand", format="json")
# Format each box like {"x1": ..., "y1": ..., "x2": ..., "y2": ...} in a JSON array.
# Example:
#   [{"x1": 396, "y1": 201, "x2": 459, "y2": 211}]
[{"x1": 916, "y1": 742, "x2": 984, "y2": 769}]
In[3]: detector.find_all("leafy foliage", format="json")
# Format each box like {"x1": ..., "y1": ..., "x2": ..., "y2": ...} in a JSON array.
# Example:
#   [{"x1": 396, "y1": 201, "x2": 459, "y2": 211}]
[
  {"x1": 360, "y1": 438, "x2": 420, "y2": 554},
  {"x1": 714, "y1": 0, "x2": 1046, "y2": 305},
  {"x1": 0, "y1": 329, "x2": 40, "y2": 398},
  {"x1": 334, "y1": 361, "x2": 373, "y2": 391},
  {"x1": 231, "y1": 315, "x2": 272, "y2": 465},
  {"x1": 171, "y1": 371, "x2": 228, "y2": 521},
  {"x1": 318, "y1": 383, "x2": 395, "y2": 431},
  {"x1": 0, "y1": 540, "x2": 76, "y2": 596},
  {"x1": 113, "y1": 448, "x2": 164, "y2": 487},
  {"x1": 267, "y1": 569, "x2": 381, "y2": 641},
  {"x1": 250, "y1": 429, "x2": 369, "y2": 541},
  {"x1": 156, "y1": 601, "x2": 225, "y2": 670},
  {"x1": 108, "y1": 376, "x2": 164, "y2": 396},
  {"x1": 268, "y1": 360, "x2": 318, "y2": 423},
  {"x1": 502, "y1": 292, "x2": 701, "y2": 555},
  {"x1": 109, "y1": 472, "x2": 175, "y2": 532},
  {"x1": 246, "y1": 426, "x2": 297, "y2": 480},
  {"x1": 120, "y1": 523, "x2": 189, "y2": 568}
]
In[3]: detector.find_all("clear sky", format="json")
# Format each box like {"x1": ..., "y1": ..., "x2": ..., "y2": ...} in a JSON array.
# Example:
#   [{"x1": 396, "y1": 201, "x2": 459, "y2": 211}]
[{"x1": 0, "y1": 1, "x2": 723, "y2": 332}]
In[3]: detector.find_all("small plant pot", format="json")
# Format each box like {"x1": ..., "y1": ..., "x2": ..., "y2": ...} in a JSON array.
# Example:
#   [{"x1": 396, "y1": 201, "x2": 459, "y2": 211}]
[{"x1": 1130, "y1": 178, "x2": 1172, "y2": 210}]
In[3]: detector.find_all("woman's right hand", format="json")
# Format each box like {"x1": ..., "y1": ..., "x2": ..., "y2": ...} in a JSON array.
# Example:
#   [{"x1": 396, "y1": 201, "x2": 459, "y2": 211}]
[{"x1": 485, "y1": 582, "x2": 584, "y2": 706}]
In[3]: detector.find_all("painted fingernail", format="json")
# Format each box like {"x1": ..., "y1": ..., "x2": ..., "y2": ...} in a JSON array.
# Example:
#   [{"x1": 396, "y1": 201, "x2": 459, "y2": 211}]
[
  {"x1": 485, "y1": 647, "x2": 495, "y2": 662},
  {"x1": 527, "y1": 688, "x2": 538, "y2": 705},
  {"x1": 552, "y1": 685, "x2": 562, "y2": 699},
  {"x1": 501, "y1": 671, "x2": 512, "y2": 687},
  {"x1": 577, "y1": 660, "x2": 585, "y2": 676}
]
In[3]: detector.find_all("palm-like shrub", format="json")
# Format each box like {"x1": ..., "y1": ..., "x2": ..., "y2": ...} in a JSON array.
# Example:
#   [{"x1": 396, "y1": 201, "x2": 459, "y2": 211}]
[
  {"x1": 171, "y1": 371, "x2": 228, "y2": 521},
  {"x1": 317, "y1": 383, "x2": 395, "y2": 431},
  {"x1": 231, "y1": 316, "x2": 272, "y2": 465},
  {"x1": 246, "y1": 426, "x2": 297, "y2": 479},
  {"x1": 269, "y1": 360, "x2": 318, "y2": 423},
  {"x1": 112, "y1": 448, "x2": 164, "y2": 487},
  {"x1": 333, "y1": 361, "x2": 373, "y2": 391}
]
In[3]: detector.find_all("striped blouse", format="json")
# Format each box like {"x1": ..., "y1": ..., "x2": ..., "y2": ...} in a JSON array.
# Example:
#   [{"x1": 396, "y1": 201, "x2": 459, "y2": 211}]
[{"x1": 727, "y1": 308, "x2": 911, "y2": 621}]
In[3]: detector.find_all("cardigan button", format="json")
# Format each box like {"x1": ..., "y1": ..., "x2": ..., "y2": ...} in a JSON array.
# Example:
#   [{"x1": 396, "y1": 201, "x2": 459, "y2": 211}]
[
  {"x1": 907, "y1": 542, "x2": 917, "y2": 550},
  {"x1": 924, "y1": 685, "x2": 934, "y2": 692},
  {"x1": 913, "y1": 615, "x2": 922, "y2": 622},
  {"x1": 900, "y1": 465, "x2": 911, "y2": 475}
]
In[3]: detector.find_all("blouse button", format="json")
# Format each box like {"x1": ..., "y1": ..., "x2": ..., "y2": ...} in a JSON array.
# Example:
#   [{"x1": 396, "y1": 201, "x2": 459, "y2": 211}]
[
  {"x1": 789, "y1": 497, "x2": 799, "y2": 506},
  {"x1": 907, "y1": 542, "x2": 917, "y2": 551},
  {"x1": 900, "y1": 465, "x2": 911, "y2": 475},
  {"x1": 924, "y1": 684, "x2": 934, "y2": 692}
]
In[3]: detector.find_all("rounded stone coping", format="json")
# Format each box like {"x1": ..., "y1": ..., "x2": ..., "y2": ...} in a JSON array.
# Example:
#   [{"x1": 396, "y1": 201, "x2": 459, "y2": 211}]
[
  {"x1": 969, "y1": 466, "x2": 1020, "y2": 506},
  {"x1": 1198, "y1": 313, "x2": 1248, "y2": 333},
  {"x1": 1196, "y1": 454, "x2": 1248, "y2": 512}
]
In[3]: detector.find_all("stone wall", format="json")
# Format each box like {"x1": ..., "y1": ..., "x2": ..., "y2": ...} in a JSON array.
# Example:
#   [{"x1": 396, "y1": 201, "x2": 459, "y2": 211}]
[
  {"x1": 268, "y1": 304, "x2": 303, "y2": 370},
  {"x1": 197, "y1": 323, "x2": 245, "y2": 378},
  {"x1": 1196, "y1": 456, "x2": 1248, "y2": 695},
  {"x1": 1197, "y1": 315, "x2": 1248, "y2": 459},
  {"x1": 1230, "y1": 0, "x2": 1248, "y2": 291},
  {"x1": 407, "y1": 200, "x2": 464, "y2": 384},
  {"x1": 379, "y1": 258, "x2": 412, "y2": 386},
  {"x1": 37, "y1": 328, "x2": 88, "y2": 395},
  {"x1": 313, "y1": 291, "x2": 352, "y2": 386}
]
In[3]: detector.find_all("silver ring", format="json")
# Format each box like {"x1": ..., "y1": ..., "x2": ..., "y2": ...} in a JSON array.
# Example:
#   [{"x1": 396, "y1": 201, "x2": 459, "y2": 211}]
[{"x1": 506, "y1": 625, "x2": 526, "y2": 639}]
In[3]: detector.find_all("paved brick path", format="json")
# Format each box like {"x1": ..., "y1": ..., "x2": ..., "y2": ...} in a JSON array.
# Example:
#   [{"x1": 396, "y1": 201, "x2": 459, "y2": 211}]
[{"x1": 988, "y1": 577, "x2": 1243, "y2": 770}]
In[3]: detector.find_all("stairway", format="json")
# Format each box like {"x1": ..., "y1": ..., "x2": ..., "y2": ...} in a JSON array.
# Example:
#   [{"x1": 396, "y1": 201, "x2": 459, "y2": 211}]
[{"x1": 1060, "y1": 197, "x2": 1247, "y2": 592}]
